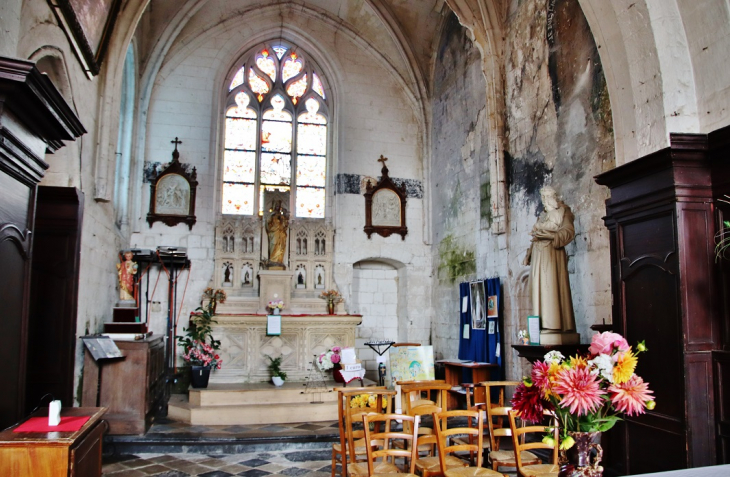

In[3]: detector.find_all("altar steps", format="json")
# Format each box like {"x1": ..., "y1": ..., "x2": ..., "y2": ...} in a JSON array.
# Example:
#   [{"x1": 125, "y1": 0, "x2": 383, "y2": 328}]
[{"x1": 167, "y1": 381, "x2": 345, "y2": 426}]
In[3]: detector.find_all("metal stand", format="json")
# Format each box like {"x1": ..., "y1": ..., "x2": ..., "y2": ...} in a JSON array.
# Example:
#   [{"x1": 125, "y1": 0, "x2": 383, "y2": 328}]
[
  {"x1": 365, "y1": 341, "x2": 395, "y2": 385},
  {"x1": 301, "y1": 354, "x2": 331, "y2": 403}
]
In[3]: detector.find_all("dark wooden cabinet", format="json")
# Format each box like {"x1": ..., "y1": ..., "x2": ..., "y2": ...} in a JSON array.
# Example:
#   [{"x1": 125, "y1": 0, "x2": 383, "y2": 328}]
[
  {"x1": 0, "y1": 407, "x2": 106, "y2": 477},
  {"x1": 0, "y1": 57, "x2": 85, "y2": 430},
  {"x1": 595, "y1": 129, "x2": 730, "y2": 474},
  {"x1": 81, "y1": 336, "x2": 166, "y2": 434}
]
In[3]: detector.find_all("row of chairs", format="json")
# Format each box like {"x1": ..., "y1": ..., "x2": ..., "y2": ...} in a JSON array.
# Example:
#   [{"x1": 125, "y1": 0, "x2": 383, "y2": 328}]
[{"x1": 331, "y1": 381, "x2": 560, "y2": 477}]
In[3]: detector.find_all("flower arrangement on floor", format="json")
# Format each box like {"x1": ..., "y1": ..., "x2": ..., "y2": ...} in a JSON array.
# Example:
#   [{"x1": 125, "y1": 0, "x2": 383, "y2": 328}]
[
  {"x1": 268, "y1": 299, "x2": 284, "y2": 313},
  {"x1": 511, "y1": 331, "x2": 655, "y2": 449},
  {"x1": 177, "y1": 289, "x2": 225, "y2": 370},
  {"x1": 350, "y1": 393, "x2": 388, "y2": 409},
  {"x1": 317, "y1": 346, "x2": 341, "y2": 371}
]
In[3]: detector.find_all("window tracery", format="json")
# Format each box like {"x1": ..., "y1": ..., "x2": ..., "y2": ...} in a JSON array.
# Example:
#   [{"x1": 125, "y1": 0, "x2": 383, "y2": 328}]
[{"x1": 223, "y1": 42, "x2": 328, "y2": 219}]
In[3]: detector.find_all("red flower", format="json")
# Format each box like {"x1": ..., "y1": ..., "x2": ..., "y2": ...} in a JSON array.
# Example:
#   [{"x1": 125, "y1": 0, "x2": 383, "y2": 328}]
[{"x1": 511, "y1": 382, "x2": 551, "y2": 423}]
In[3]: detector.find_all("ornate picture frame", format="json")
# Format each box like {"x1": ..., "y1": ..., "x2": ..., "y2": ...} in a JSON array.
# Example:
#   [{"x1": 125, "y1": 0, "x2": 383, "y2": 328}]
[
  {"x1": 49, "y1": 0, "x2": 122, "y2": 76},
  {"x1": 364, "y1": 156, "x2": 408, "y2": 240},
  {"x1": 147, "y1": 140, "x2": 197, "y2": 230}
]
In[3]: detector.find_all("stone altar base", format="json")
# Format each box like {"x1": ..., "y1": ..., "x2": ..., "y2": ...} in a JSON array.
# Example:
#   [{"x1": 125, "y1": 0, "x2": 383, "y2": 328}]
[{"x1": 167, "y1": 379, "x2": 373, "y2": 426}]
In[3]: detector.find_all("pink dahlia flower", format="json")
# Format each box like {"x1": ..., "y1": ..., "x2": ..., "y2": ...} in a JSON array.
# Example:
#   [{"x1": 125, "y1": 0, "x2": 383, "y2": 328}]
[
  {"x1": 608, "y1": 375, "x2": 654, "y2": 416},
  {"x1": 554, "y1": 366, "x2": 604, "y2": 416},
  {"x1": 589, "y1": 332, "x2": 630, "y2": 356},
  {"x1": 331, "y1": 353, "x2": 341, "y2": 364},
  {"x1": 531, "y1": 360, "x2": 553, "y2": 397}
]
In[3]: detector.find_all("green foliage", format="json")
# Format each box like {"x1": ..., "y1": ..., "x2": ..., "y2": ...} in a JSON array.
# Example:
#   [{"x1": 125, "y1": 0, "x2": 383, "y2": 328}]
[
  {"x1": 176, "y1": 299, "x2": 221, "y2": 364},
  {"x1": 438, "y1": 234, "x2": 476, "y2": 284},
  {"x1": 715, "y1": 220, "x2": 730, "y2": 262},
  {"x1": 266, "y1": 355, "x2": 287, "y2": 380}
]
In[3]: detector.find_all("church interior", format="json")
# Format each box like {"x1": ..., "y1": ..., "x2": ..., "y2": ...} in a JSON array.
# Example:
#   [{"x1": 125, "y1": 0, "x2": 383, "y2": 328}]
[{"x1": 1, "y1": 0, "x2": 730, "y2": 476}]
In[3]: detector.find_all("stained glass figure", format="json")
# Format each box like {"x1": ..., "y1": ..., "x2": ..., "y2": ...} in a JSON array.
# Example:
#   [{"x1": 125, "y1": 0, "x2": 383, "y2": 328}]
[
  {"x1": 286, "y1": 74, "x2": 307, "y2": 105},
  {"x1": 256, "y1": 50, "x2": 276, "y2": 81},
  {"x1": 296, "y1": 155, "x2": 325, "y2": 187},
  {"x1": 260, "y1": 153, "x2": 291, "y2": 185},
  {"x1": 282, "y1": 53, "x2": 303, "y2": 82},
  {"x1": 312, "y1": 73, "x2": 325, "y2": 99},
  {"x1": 222, "y1": 183, "x2": 254, "y2": 215},
  {"x1": 273, "y1": 45, "x2": 287, "y2": 60},
  {"x1": 248, "y1": 68, "x2": 269, "y2": 101},
  {"x1": 223, "y1": 150, "x2": 256, "y2": 183},
  {"x1": 296, "y1": 187, "x2": 325, "y2": 218},
  {"x1": 230, "y1": 67, "x2": 244, "y2": 91}
]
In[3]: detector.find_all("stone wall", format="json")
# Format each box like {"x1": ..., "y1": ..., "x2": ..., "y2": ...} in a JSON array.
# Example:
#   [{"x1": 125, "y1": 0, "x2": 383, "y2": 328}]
[
  {"x1": 130, "y1": 5, "x2": 432, "y2": 369},
  {"x1": 431, "y1": 1, "x2": 615, "y2": 375}
]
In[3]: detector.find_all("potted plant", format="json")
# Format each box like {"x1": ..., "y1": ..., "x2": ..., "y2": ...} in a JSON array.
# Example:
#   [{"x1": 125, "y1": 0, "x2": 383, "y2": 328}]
[
  {"x1": 317, "y1": 346, "x2": 344, "y2": 382},
  {"x1": 266, "y1": 355, "x2": 287, "y2": 386},
  {"x1": 177, "y1": 289, "x2": 225, "y2": 388}
]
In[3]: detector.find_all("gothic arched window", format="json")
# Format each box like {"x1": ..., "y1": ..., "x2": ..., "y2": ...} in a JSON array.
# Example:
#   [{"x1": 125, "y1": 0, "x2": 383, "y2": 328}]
[{"x1": 222, "y1": 43, "x2": 328, "y2": 218}]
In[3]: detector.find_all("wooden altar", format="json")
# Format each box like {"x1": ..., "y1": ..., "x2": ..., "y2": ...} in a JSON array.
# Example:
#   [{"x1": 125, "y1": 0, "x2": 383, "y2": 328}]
[{"x1": 210, "y1": 314, "x2": 362, "y2": 383}]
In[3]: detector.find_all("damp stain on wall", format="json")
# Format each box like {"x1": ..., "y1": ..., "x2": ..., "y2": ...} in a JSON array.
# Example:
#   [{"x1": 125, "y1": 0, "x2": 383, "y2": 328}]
[
  {"x1": 505, "y1": 151, "x2": 553, "y2": 212},
  {"x1": 437, "y1": 234, "x2": 476, "y2": 284}
]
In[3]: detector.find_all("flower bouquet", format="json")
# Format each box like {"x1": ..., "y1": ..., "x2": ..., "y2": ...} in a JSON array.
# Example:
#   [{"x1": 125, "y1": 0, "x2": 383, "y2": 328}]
[
  {"x1": 511, "y1": 332, "x2": 655, "y2": 451},
  {"x1": 319, "y1": 289, "x2": 344, "y2": 304},
  {"x1": 268, "y1": 299, "x2": 284, "y2": 314},
  {"x1": 181, "y1": 340, "x2": 222, "y2": 369},
  {"x1": 317, "y1": 346, "x2": 342, "y2": 371},
  {"x1": 350, "y1": 393, "x2": 388, "y2": 410}
]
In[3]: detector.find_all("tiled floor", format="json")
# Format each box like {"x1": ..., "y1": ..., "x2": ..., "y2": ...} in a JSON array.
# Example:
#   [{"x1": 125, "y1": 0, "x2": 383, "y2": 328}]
[{"x1": 102, "y1": 448, "x2": 335, "y2": 476}]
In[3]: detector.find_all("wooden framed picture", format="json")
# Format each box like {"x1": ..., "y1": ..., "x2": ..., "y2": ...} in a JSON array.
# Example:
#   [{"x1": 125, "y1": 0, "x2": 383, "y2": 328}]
[
  {"x1": 364, "y1": 155, "x2": 407, "y2": 239},
  {"x1": 49, "y1": 0, "x2": 123, "y2": 75},
  {"x1": 147, "y1": 141, "x2": 198, "y2": 230}
]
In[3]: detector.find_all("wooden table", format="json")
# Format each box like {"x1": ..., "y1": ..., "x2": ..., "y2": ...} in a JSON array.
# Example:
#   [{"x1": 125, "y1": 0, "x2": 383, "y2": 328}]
[
  {"x1": 439, "y1": 360, "x2": 498, "y2": 410},
  {"x1": 0, "y1": 407, "x2": 107, "y2": 476}
]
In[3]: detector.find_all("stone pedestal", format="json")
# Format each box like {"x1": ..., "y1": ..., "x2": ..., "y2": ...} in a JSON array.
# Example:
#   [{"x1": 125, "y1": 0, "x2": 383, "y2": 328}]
[
  {"x1": 539, "y1": 331, "x2": 580, "y2": 345},
  {"x1": 258, "y1": 270, "x2": 294, "y2": 313}
]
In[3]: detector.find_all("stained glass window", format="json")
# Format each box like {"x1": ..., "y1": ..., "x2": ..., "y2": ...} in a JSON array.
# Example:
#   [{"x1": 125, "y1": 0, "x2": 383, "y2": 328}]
[{"x1": 223, "y1": 43, "x2": 329, "y2": 218}]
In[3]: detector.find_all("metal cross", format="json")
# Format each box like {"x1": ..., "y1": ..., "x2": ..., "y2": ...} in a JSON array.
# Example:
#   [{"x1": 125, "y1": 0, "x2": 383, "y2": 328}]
[
  {"x1": 377, "y1": 155, "x2": 388, "y2": 164},
  {"x1": 171, "y1": 137, "x2": 183, "y2": 151}
]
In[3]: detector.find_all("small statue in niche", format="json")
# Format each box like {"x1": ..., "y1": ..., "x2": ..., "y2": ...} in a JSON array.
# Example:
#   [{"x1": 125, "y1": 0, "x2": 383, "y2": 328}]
[
  {"x1": 523, "y1": 186, "x2": 577, "y2": 340},
  {"x1": 243, "y1": 270, "x2": 250, "y2": 284},
  {"x1": 117, "y1": 251, "x2": 138, "y2": 301},
  {"x1": 266, "y1": 200, "x2": 290, "y2": 266}
]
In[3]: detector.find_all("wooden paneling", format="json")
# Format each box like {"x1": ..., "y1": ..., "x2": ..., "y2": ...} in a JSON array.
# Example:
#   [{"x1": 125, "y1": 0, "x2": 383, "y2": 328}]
[{"x1": 595, "y1": 129, "x2": 728, "y2": 473}]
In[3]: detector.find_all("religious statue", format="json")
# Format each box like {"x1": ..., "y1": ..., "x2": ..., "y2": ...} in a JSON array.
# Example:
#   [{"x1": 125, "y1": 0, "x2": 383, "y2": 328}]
[
  {"x1": 523, "y1": 186, "x2": 578, "y2": 342},
  {"x1": 266, "y1": 200, "x2": 290, "y2": 266},
  {"x1": 117, "y1": 251, "x2": 138, "y2": 302}
]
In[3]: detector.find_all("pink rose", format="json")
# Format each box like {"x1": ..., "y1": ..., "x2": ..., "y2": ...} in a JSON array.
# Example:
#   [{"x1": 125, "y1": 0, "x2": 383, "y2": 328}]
[
  {"x1": 332, "y1": 346, "x2": 341, "y2": 353},
  {"x1": 331, "y1": 353, "x2": 341, "y2": 364},
  {"x1": 589, "y1": 332, "x2": 630, "y2": 356}
]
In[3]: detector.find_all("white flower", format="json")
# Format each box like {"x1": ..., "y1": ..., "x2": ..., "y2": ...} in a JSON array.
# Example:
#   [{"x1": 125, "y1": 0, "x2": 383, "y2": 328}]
[
  {"x1": 589, "y1": 353, "x2": 614, "y2": 383},
  {"x1": 544, "y1": 350, "x2": 565, "y2": 364}
]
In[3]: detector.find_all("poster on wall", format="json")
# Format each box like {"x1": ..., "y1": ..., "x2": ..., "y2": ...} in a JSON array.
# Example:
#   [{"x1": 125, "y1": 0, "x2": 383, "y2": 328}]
[
  {"x1": 389, "y1": 346, "x2": 435, "y2": 386},
  {"x1": 487, "y1": 294, "x2": 498, "y2": 318},
  {"x1": 470, "y1": 281, "x2": 486, "y2": 330}
]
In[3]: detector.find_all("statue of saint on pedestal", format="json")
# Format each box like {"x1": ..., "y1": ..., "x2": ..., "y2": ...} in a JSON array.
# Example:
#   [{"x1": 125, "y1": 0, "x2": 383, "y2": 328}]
[
  {"x1": 523, "y1": 186, "x2": 578, "y2": 344},
  {"x1": 266, "y1": 200, "x2": 289, "y2": 268},
  {"x1": 117, "y1": 251, "x2": 138, "y2": 302}
]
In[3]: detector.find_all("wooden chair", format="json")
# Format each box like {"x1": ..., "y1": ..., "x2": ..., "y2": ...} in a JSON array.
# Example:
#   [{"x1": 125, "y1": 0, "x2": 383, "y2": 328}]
[
  {"x1": 453, "y1": 383, "x2": 490, "y2": 465},
  {"x1": 409, "y1": 402, "x2": 469, "y2": 477},
  {"x1": 398, "y1": 380, "x2": 448, "y2": 415},
  {"x1": 433, "y1": 409, "x2": 504, "y2": 477},
  {"x1": 362, "y1": 412, "x2": 421, "y2": 476},
  {"x1": 484, "y1": 381, "x2": 540, "y2": 472},
  {"x1": 343, "y1": 389, "x2": 397, "y2": 476},
  {"x1": 508, "y1": 410, "x2": 559, "y2": 477},
  {"x1": 332, "y1": 386, "x2": 385, "y2": 477}
]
